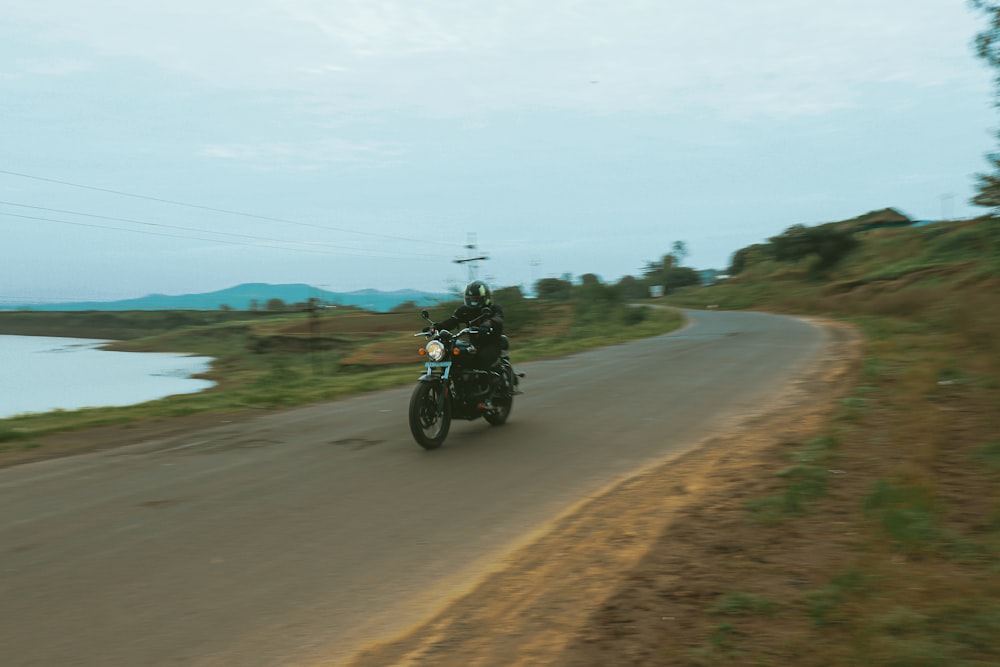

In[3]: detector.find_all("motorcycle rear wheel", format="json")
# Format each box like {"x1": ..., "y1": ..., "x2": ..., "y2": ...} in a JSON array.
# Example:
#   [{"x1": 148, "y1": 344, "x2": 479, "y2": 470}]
[
  {"x1": 483, "y1": 395, "x2": 512, "y2": 426},
  {"x1": 409, "y1": 382, "x2": 451, "y2": 450}
]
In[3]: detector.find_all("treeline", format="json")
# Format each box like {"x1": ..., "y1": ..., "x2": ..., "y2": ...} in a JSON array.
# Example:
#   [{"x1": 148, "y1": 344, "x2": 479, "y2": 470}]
[
  {"x1": 534, "y1": 243, "x2": 702, "y2": 303},
  {"x1": 480, "y1": 242, "x2": 702, "y2": 332},
  {"x1": 242, "y1": 298, "x2": 326, "y2": 312}
]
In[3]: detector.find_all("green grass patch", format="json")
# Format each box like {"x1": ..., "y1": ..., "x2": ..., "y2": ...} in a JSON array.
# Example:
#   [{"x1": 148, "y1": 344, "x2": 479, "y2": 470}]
[
  {"x1": 805, "y1": 568, "x2": 876, "y2": 628},
  {"x1": 746, "y1": 436, "x2": 837, "y2": 522},
  {"x1": 862, "y1": 600, "x2": 1000, "y2": 666},
  {"x1": 864, "y1": 480, "x2": 945, "y2": 553},
  {"x1": 972, "y1": 441, "x2": 1000, "y2": 469},
  {"x1": 0, "y1": 427, "x2": 29, "y2": 443},
  {"x1": 711, "y1": 592, "x2": 778, "y2": 616}
]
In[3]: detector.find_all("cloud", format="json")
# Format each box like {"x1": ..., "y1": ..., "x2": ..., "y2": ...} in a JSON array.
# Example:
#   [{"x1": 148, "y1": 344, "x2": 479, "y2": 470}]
[
  {"x1": 198, "y1": 138, "x2": 403, "y2": 170},
  {"x1": 1, "y1": 0, "x2": 988, "y2": 120},
  {"x1": 17, "y1": 58, "x2": 93, "y2": 77}
]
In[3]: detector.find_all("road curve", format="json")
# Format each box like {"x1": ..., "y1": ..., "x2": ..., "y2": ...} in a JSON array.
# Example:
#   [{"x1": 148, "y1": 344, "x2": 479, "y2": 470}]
[{"x1": 0, "y1": 310, "x2": 826, "y2": 666}]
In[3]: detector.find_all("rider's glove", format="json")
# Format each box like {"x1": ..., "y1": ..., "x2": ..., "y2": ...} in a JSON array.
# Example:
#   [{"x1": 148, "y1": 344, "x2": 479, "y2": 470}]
[
  {"x1": 480, "y1": 320, "x2": 493, "y2": 335},
  {"x1": 422, "y1": 325, "x2": 435, "y2": 333}
]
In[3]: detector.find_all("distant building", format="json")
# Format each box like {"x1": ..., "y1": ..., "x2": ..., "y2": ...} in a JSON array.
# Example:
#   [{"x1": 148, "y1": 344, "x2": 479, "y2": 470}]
[{"x1": 698, "y1": 269, "x2": 729, "y2": 285}]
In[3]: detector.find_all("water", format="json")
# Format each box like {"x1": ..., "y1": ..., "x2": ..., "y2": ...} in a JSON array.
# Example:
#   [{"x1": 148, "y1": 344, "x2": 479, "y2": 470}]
[{"x1": 0, "y1": 335, "x2": 215, "y2": 419}]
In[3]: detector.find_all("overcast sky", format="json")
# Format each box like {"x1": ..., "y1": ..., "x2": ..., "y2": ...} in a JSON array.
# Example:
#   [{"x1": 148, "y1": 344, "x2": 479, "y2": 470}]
[{"x1": 1, "y1": 0, "x2": 994, "y2": 302}]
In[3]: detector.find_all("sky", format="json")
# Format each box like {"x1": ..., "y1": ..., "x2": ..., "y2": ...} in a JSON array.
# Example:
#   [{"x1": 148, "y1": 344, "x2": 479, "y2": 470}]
[{"x1": 1, "y1": 0, "x2": 995, "y2": 302}]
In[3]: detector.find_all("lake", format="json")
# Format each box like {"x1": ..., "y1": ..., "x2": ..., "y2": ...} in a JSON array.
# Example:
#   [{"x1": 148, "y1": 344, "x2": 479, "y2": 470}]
[{"x1": 0, "y1": 335, "x2": 215, "y2": 419}]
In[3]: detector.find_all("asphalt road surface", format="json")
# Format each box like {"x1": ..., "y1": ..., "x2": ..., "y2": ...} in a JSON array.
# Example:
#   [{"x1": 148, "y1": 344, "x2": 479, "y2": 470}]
[{"x1": 0, "y1": 310, "x2": 826, "y2": 666}]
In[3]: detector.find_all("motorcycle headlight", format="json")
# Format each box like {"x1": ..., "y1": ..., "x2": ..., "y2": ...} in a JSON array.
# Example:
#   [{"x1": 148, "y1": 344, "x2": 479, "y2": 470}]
[{"x1": 425, "y1": 340, "x2": 446, "y2": 361}]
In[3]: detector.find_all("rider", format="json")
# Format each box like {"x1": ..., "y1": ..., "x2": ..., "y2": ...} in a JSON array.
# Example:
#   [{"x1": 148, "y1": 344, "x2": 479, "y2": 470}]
[{"x1": 433, "y1": 280, "x2": 505, "y2": 372}]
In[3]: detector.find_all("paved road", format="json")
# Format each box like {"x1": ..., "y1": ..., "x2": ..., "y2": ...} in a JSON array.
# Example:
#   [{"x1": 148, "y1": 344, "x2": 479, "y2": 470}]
[{"x1": 0, "y1": 310, "x2": 826, "y2": 666}]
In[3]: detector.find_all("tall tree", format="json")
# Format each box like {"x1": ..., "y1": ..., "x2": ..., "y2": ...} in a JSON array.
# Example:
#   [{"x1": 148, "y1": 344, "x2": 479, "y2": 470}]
[
  {"x1": 972, "y1": 1, "x2": 1000, "y2": 210},
  {"x1": 670, "y1": 240, "x2": 689, "y2": 265}
]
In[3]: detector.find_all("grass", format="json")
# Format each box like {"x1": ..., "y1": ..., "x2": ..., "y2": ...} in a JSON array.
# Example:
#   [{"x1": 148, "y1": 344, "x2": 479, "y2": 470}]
[
  {"x1": 972, "y1": 441, "x2": 1000, "y2": 469},
  {"x1": 863, "y1": 480, "x2": 949, "y2": 554},
  {"x1": 785, "y1": 309, "x2": 999, "y2": 662},
  {"x1": 745, "y1": 435, "x2": 837, "y2": 523},
  {"x1": 804, "y1": 568, "x2": 875, "y2": 629},
  {"x1": 711, "y1": 592, "x2": 778, "y2": 617},
  {"x1": 661, "y1": 216, "x2": 1000, "y2": 666},
  {"x1": 0, "y1": 427, "x2": 29, "y2": 443}
]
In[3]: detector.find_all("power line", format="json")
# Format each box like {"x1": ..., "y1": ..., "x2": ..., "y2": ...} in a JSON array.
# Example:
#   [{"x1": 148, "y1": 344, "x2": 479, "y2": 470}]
[
  {"x1": 0, "y1": 168, "x2": 456, "y2": 248},
  {"x1": 1, "y1": 210, "x2": 333, "y2": 255},
  {"x1": 0, "y1": 211, "x2": 444, "y2": 261},
  {"x1": 0, "y1": 200, "x2": 449, "y2": 260}
]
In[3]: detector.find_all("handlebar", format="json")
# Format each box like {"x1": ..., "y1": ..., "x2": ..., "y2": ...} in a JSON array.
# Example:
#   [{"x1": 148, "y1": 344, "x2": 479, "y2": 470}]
[{"x1": 413, "y1": 326, "x2": 480, "y2": 338}]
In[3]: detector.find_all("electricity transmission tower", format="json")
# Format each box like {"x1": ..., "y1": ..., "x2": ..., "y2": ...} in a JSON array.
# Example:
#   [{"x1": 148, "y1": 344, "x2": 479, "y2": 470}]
[{"x1": 453, "y1": 233, "x2": 489, "y2": 283}]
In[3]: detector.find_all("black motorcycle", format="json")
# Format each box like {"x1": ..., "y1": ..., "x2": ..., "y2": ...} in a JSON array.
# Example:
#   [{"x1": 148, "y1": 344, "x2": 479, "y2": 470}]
[{"x1": 408, "y1": 309, "x2": 523, "y2": 450}]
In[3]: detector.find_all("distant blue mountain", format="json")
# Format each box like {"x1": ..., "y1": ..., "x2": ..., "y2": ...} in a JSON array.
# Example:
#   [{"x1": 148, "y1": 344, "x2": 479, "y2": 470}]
[{"x1": 2, "y1": 283, "x2": 456, "y2": 313}]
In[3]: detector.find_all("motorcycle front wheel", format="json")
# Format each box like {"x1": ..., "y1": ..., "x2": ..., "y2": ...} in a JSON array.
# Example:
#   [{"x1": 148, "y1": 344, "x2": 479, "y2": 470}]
[{"x1": 409, "y1": 382, "x2": 451, "y2": 450}]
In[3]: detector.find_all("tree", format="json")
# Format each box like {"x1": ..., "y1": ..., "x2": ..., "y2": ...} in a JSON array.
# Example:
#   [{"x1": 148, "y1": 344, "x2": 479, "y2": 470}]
[
  {"x1": 643, "y1": 254, "x2": 700, "y2": 291},
  {"x1": 972, "y1": 155, "x2": 1000, "y2": 209},
  {"x1": 615, "y1": 274, "x2": 648, "y2": 300},
  {"x1": 265, "y1": 298, "x2": 288, "y2": 312},
  {"x1": 575, "y1": 274, "x2": 617, "y2": 305},
  {"x1": 728, "y1": 243, "x2": 770, "y2": 275},
  {"x1": 768, "y1": 224, "x2": 858, "y2": 276},
  {"x1": 535, "y1": 277, "x2": 573, "y2": 301},
  {"x1": 972, "y1": 1, "x2": 1000, "y2": 210},
  {"x1": 670, "y1": 240, "x2": 688, "y2": 266},
  {"x1": 492, "y1": 285, "x2": 534, "y2": 334}
]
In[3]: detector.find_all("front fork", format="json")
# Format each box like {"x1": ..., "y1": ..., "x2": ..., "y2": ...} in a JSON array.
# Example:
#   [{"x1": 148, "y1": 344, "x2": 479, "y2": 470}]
[{"x1": 419, "y1": 363, "x2": 451, "y2": 415}]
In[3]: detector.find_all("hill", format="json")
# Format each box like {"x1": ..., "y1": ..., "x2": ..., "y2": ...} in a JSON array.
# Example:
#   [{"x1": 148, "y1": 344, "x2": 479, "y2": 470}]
[
  {"x1": 583, "y1": 213, "x2": 1000, "y2": 665},
  {"x1": 1, "y1": 283, "x2": 454, "y2": 313}
]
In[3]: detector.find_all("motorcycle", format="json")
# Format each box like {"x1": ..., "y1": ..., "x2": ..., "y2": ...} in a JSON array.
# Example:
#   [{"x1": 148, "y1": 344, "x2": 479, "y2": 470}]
[{"x1": 408, "y1": 308, "x2": 523, "y2": 450}]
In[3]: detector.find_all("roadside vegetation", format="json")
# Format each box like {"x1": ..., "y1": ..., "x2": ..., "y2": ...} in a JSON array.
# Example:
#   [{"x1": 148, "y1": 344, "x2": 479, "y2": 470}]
[
  {"x1": 645, "y1": 213, "x2": 1000, "y2": 666},
  {"x1": 0, "y1": 285, "x2": 682, "y2": 456}
]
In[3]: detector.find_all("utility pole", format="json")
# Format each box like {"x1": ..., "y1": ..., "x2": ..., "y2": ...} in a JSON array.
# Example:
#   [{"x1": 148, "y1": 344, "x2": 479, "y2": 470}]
[
  {"x1": 306, "y1": 291, "x2": 320, "y2": 376},
  {"x1": 453, "y1": 233, "x2": 489, "y2": 283},
  {"x1": 308, "y1": 284, "x2": 329, "y2": 376}
]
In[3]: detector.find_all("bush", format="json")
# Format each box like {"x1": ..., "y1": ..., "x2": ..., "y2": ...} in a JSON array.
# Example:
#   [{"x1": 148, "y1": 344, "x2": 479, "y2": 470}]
[
  {"x1": 492, "y1": 285, "x2": 537, "y2": 335},
  {"x1": 535, "y1": 277, "x2": 573, "y2": 301},
  {"x1": 769, "y1": 224, "x2": 860, "y2": 277},
  {"x1": 622, "y1": 307, "x2": 649, "y2": 325}
]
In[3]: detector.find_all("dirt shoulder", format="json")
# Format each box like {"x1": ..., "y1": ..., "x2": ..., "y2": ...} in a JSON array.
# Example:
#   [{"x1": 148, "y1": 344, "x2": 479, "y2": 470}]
[{"x1": 343, "y1": 319, "x2": 862, "y2": 667}]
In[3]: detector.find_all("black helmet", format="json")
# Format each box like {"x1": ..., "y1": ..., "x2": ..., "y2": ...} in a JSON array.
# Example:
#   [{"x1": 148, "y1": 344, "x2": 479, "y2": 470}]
[{"x1": 464, "y1": 280, "x2": 492, "y2": 309}]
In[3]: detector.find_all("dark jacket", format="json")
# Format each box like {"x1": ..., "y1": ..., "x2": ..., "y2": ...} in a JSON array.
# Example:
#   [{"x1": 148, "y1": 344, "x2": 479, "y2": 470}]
[{"x1": 437, "y1": 303, "x2": 505, "y2": 369}]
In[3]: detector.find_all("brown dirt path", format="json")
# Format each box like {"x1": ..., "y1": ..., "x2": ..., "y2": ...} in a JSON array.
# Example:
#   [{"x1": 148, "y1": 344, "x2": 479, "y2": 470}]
[{"x1": 342, "y1": 319, "x2": 861, "y2": 667}]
